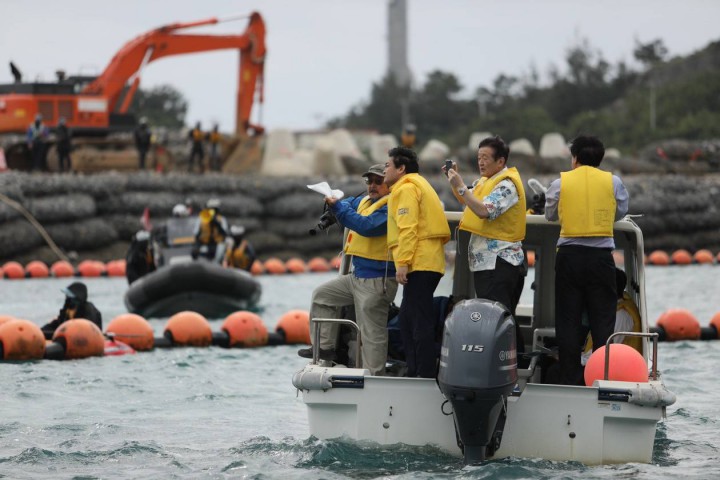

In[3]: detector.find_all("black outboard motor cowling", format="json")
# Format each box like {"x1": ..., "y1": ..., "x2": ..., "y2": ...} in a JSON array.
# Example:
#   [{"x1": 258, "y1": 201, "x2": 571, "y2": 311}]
[{"x1": 437, "y1": 299, "x2": 518, "y2": 464}]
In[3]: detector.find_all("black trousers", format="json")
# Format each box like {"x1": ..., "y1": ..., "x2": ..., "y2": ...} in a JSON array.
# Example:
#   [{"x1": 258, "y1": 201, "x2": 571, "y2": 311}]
[
  {"x1": 138, "y1": 149, "x2": 148, "y2": 169},
  {"x1": 473, "y1": 256, "x2": 526, "y2": 352},
  {"x1": 399, "y1": 270, "x2": 442, "y2": 378},
  {"x1": 555, "y1": 246, "x2": 616, "y2": 386},
  {"x1": 58, "y1": 149, "x2": 71, "y2": 172}
]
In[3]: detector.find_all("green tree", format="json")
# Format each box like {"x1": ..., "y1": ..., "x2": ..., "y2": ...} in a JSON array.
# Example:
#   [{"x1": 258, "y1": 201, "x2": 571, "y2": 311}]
[{"x1": 128, "y1": 84, "x2": 188, "y2": 128}]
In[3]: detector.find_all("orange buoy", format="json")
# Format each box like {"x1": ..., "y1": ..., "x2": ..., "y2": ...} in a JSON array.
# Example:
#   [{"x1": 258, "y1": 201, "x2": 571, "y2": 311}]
[
  {"x1": 285, "y1": 258, "x2": 307, "y2": 274},
  {"x1": 612, "y1": 250, "x2": 624, "y2": 266},
  {"x1": 308, "y1": 257, "x2": 331, "y2": 272},
  {"x1": 250, "y1": 259, "x2": 265, "y2": 275},
  {"x1": 0, "y1": 265, "x2": 4, "y2": 279},
  {"x1": 584, "y1": 344, "x2": 649, "y2": 386},
  {"x1": 276, "y1": 309, "x2": 310, "y2": 344},
  {"x1": 329, "y1": 256, "x2": 342, "y2": 270},
  {"x1": 52, "y1": 319, "x2": 106, "y2": 359},
  {"x1": 222, "y1": 311, "x2": 268, "y2": 347},
  {"x1": 0, "y1": 315, "x2": 16, "y2": 326},
  {"x1": 648, "y1": 250, "x2": 670, "y2": 266},
  {"x1": 693, "y1": 249, "x2": 714, "y2": 264},
  {"x1": 105, "y1": 260, "x2": 126, "y2": 277},
  {"x1": 0, "y1": 319, "x2": 46, "y2": 360},
  {"x1": 264, "y1": 258, "x2": 287, "y2": 275},
  {"x1": 526, "y1": 250, "x2": 535, "y2": 268},
  {"x1": 77, "y1": 260, "x2": 105, "y2": 277},
  {"x1": 709, "y1": 312, "x2": 720, "y2": 334},
  {"x1": 671, "y1": 249, "x2": 692, "y2": 265},
  {"x1": 106, "y1": 314, "x2": 154, "y2": 351},
  {"x1": 2, "y1": 261, "x2": 25, "y2": 279},
  {"x1": 656, "y1": 308, "x2": 701, "y2": 341},
  {"x1": 164, "y1": 311, "x2": 212, "y2": 346},
  {"x1": 25, "y1": 260, "x2": 49, "y2": 278},
  {"x1": 51, "y1": 260, "x2": 75, "y2": 277}
]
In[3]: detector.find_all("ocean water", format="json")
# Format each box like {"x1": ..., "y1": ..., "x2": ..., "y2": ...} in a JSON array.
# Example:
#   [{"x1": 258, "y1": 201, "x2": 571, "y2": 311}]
[{"x1": 1, "y1": 266, "x2": 719, "y2": 479}]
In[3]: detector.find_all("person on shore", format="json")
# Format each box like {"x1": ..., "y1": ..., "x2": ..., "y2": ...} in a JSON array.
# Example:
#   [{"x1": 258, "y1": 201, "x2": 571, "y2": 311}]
[
  {"x1": 208, "y1": 124, "x2": 222, "y2": 172},
  {"x1": 188, "y1": 122, "x2": 205, "y2": 173},
  {"x1": 224, "y1": 225, "x2": 256, "y2": 271},
  {"x1": 400, "y1": 124, "x2": 416, "y2": 149},
  {"x1": 297, "y1": 164, "x2": 398, "y2": 376},
  {"x1": 134, "y1": 117, "x2": 151, "y2": 170},
  {"x1": 56, "y1": 117, "x2": 72, "y2": 173},
  {"x1": 193, "y1": 198, "x2": 228, "y2": 263},
  {"x1": 384, "y1": 146, "x2": 450, "y2": 378},
  {"x1": 544, "y1": 134, "x2": 629, "y2": 386},
  {"x1": 445, "y1": 135, "x2": 527, "y2": 352},
  {"x1": 27, "y1": 113, "x2": 49, "y2": 171},
  {"x1": 41, "y1": 282, "x2": 102, "y2": 339}
]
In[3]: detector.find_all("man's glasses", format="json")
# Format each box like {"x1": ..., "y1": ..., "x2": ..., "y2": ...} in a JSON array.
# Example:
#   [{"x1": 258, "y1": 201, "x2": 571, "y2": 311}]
[{"x1": 364, "y1": 177, "x2": 384, "y2": 185}]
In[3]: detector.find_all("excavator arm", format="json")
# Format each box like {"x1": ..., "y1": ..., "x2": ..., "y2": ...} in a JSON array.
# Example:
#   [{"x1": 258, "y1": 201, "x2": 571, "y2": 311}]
[{"x1": 82, "y1": 12, "x2": 266, "y2": 135}]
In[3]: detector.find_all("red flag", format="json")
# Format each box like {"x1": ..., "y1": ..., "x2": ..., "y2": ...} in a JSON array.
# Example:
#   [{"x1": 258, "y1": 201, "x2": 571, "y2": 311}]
[{"x1": 141, "y1": 207, "x2": 152, "y2": 231}]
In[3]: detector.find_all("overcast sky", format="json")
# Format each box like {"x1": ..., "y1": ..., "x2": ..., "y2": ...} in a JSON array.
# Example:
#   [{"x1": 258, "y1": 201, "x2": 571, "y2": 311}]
[{"x1": 2, "y1": 0, "x2": 718, "y2": 134}]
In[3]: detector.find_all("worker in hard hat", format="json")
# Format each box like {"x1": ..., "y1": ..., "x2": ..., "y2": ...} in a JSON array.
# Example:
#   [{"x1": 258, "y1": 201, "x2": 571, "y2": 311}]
[
  {"x1": 224, "y1": 225, "x2": 256, "y2": 271},
  {"x1": 192, "y1": 198, "x2": 228, "y2": 263},
  {"x1": 134, "y1": 117, "x2": 152, "y2": 170},
  {"x1": 188, "y1": 121, "x2": 206, "y2": 173}
]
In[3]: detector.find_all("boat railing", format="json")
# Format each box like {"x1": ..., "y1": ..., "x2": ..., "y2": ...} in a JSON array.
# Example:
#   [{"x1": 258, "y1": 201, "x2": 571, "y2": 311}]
[
  {"x1": 311, "y1": 318, "x2": 362, "y2": 367},
  {"x1": 604, "y1": 332, "x2": 659, "y2": 381}
]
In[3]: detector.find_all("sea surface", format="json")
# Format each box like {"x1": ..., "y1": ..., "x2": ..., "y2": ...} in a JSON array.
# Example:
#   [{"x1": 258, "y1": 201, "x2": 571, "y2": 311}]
[{"x1": 1, "y1": 266, "x2": 719, "y2": 479}]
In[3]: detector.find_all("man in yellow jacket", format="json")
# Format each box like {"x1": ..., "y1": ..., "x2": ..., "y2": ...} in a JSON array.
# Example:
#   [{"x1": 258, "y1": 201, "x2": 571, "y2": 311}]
[
  {"x1": 545, "y1": 134, "x2": 629, "y2": 386},
  {"x1": 446, "y1": 135, "x2": 527, "y2": 352},
  {"x1": 384, "y1": 146, "x2": 450, "y2": 378}
]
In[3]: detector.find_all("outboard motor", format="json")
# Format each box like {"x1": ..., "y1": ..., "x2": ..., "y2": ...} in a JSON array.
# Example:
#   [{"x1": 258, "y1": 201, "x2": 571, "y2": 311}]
[{"x1": 437, "y1": 299, "x2": 517, "y2": 464}]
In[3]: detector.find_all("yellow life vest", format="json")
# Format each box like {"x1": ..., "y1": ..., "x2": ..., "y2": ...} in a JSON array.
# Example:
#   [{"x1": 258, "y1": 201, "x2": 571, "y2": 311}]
[
  {"x1": 210, "y1": 131, "x2": 221, "y2": 144},
  {"x1": 387, "y1": 174, "x2": 450, "y2": 249},
  {"x1": 227, "y1": 240, "x2": 251, "y2": 270},
  {"x1": 584, "y1": 292, "x2": 643, "y2": 355},
  {"x1": 458, "y1": 167, "x2": 526, "y2": 242},
  {"x1": 401, "y1": 132, "x2": 416, "y2": 148},
  {"x1": 192, "y1": 128, "x2": 204, "y2": 142},
  {"x1": 197, "y1": 209, "x2": 225, "y2": 244},
  {"x1": 559, "y1": 166, "x2": 616, "y2": 238},
  {"x1": 344, "y1": 196, "x2": 391, "y2": 261}
]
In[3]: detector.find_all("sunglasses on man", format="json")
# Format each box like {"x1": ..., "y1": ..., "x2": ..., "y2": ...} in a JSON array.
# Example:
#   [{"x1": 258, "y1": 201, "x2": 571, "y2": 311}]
[{"x1": 364, "y1": 176, "x2": 384, "y2": 185}]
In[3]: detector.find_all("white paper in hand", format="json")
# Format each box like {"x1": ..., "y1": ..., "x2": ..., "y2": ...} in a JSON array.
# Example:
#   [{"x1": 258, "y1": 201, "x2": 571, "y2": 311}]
[{"x1": 307, "y1": 182, "x2": 344, "y2": 199}]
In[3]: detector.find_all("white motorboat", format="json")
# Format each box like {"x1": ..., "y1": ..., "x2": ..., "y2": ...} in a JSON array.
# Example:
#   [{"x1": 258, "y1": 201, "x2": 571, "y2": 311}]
[{"x1": 293, "y1": 213, "x2": 676, "y2": 465}]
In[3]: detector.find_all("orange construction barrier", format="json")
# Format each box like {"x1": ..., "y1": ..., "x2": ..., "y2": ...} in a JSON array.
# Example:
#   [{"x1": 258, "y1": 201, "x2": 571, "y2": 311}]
[
  {"x1": 308, "y1": 257, "x2": 331, "y2": 272},
  {"x1": 25, "y1": 260, "x2": 49, "y2": 278},
  {"x1": 276, "y1": 310, "x2": 310, "y2": 344},
  {"x1": 656, "y1": 309, "x2": 701, "y2": 341},
  {"x1": 250, "y1": 259, "x2": 265, "y2": 275},
  {"x1": 164, "y1": 311, "x2": 212, "y2": 346},
  {"x1": 222, "y1": 311, "x2": 268, "y2": 347},
  {"x1": 584, "y1": 344, "x2": 648, "y2": 386},
  {"x1": 670, "y1": 249, "x2": 692, "y2": 265},
  {"x1": 77, "y1": 260, "x2": 105, "y2": 277},
  {"x1": 51, "y1": 260, "x2": 75, "y2": 277},
  {"x1": 105, "y1": 260, "x2": 126, "y2": 277},
  {"x1": 106, "y1": 313, "x2": 154, "y2": 351}
]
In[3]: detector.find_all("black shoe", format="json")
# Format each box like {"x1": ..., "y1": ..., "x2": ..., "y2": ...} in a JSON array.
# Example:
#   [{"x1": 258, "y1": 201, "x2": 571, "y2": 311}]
[{"x1": 297, "y1": 347, "x2": 336, "y2": 361}]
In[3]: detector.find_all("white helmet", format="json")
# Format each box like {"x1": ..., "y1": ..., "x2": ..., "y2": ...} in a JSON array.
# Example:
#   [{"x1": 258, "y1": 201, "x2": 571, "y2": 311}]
[{"x1": 172, "y1": 204, "x2": 189, "y2": 217}]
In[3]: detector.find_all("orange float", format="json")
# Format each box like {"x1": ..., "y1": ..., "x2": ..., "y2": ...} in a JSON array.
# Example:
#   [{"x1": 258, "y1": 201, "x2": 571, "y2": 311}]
[
  {"x1": 584, "y1": 344, "x2": 649, "y2": 386},
  {"x1": 656, "y1": 308, "x2": 701, "y2": 341},
  {"x1": 105, "y1": 259, "x2": 126, "y2": 277},
  {"x1": 164, "y1": 311, "x2": 212, "y2": 346},
  {"x1": 308, "y1": 257, "x2": 331, "y2": 272},
  {"x1": 670, "y1": 249, "x2": 692, "y2": 265},
  {"x1": 52, "y1": 318, "x2": 106, "y2": 359},
  {"x1": 250, "y1": 259, "x2": 265, "y2": 275},
  {"x1": 0, "y1": 319, "x2": 46, "y2": 360},
  {"x1": 51, "y1": 260, "x2": 75, "y2": 277},
  {"x1": 2, "y1": 261, "x2": 25, "y2": 279},
  {"x1": 330, "y1": 256, "x2": 342, "y2": 270},
  {"x1": 77, "y1": 260, "x2": 105, "y2": 277},
  {"x1": 709, "y1": 312, "x2": 720, "y2": 334},
  {"x1": 222, "y1": 311, "x2": 268, "y2": 347},
  {"x1": 106, "y1": 313, "x2": 154, "y2": 351},
  {"x1": 285, "y1": 258, "x2": 307, "y2": 274},
  {"x1": 264, "y1": 258, "x2": 287, "y2": 275},
  {"x1": 693, "y1": 249, "x2": 714, "y2": 264},
  {"x1": 276, "y1": 309, "x2": 310, "y2": 344},
  {"x1": 25, "y1": 260, "x2": 49, "y2": 278},
  {"x1": 0, "y1": 315, "x2": 16, "y2": 326},
  {"x1": 647, "y1": 250, "x2": 670, "y2": 266},
  {"x1": 0, "y1": 265, "x2": 3, "y2": 279},
  {"x1": 526, "y1": 250, "x2": 535, "y2": 268}
]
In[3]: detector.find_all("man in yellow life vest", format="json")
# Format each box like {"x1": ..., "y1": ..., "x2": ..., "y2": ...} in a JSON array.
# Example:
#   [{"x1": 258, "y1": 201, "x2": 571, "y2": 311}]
[
  {"x1": 297, "y1": 164, "x2": 398, "y2": 376},
  {"x1": 581, "y1": 267, "x2": 642, "y2": 365},
  {"x1": 445, "y1": 135, "x2": 527, "y2": 352},
  {"x1": 193, "y1": 198, "x2": 228, "y2": 263},
  {"x1": 224, "y1": 225, "x2": 256, "y2": 271},
  {"x1": 384, "y1": 146, "x2": 450, "y2": 378},
  {"x1": 188, "y1": 121, "x2": 205, "y2": 173},
  {"x1": 545, "y1": 134, "x2": 629, "y2": 386},
  {"x1": 208, "y1": 124, "x2": 222, "y2": 172}
]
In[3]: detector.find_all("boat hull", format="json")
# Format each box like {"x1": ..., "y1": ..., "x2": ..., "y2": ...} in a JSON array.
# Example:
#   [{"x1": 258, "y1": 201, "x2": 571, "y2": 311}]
[
  {"x1": 124, "y1": 260, "x2": 261, "y2": 319},
  {"x1": 295, "y1": 365, "x2": 667, "y2": 464}
]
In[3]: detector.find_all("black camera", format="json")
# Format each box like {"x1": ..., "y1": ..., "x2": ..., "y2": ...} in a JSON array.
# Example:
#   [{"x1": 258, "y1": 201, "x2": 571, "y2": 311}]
[
  {"x1": 444, "y1": 159, "x2": 453, "y2": 177},
  {"x1": 530, "y1": 192, "x2": 546, "y2": 215},
  {"x1": 309, "y1": 208, "x2": 337, "y2": 235}
]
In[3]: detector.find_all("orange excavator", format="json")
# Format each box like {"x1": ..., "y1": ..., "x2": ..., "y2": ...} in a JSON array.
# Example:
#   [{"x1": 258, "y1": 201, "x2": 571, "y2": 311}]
[{"x1": 0, "y1": 12, "x2": 266, "y2": 171}]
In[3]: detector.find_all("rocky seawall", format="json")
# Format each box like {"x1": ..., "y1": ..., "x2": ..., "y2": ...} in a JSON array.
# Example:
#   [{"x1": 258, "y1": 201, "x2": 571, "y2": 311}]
[{"x1": 1, "y1": 170, "x2": 719, "y2": 265}]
